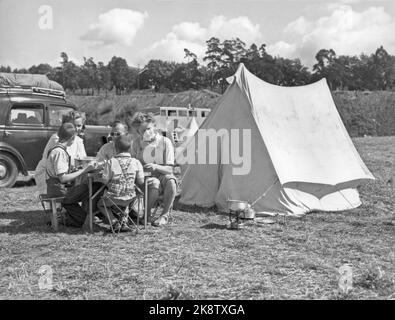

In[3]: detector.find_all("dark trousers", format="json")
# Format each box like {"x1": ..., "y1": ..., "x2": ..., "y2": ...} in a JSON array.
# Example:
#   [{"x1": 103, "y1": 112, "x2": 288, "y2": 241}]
[{"x1": 62, "y1": 182, "x2": 104, "y2": 228}]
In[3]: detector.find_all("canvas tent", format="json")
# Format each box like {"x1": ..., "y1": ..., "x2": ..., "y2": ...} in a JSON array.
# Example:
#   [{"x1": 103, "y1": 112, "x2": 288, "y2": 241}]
[
  {"x1": 175, "y1": 117, "x2": 199, "y2": 156},
  {"x1": 0, "y1": 73, "x2": 64, "y2": 92},
  {"x1": 179, "y1": 63, "x2": 374, "y2": 215}
]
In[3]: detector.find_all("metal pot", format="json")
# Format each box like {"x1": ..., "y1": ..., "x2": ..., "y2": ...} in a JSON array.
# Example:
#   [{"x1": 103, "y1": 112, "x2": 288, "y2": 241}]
[
  {"x1": 227, "y1": 199, "x2": 249, "y2": 211},
  {"x1": 239, "y1": 206, "x2": 256, "y2": 219}
]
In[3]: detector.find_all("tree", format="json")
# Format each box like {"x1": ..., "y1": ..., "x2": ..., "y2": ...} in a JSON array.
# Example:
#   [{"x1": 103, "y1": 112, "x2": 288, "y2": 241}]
[
  {"x1": 313, "y1": 49, "x2": 343, "y2": 89},
  {"x1": 141, "y1": 59, "x2": 178, "y2": 92},
  {"x1": 28, "y1": 63, "x2": 53, "y2": 75},
  {"x1": 107, "y1": 56, "x2": 130, "y2": 95},
  {"x1": 371, "y1": 46, "x2": 395, "y2": 90},
  {"x1": 126, "y1": 67, "x2": 139, "y2": 92},
  {"x1": 79, "y1": 57, "x2": 98, "y2": 95},
  {"x1": 203, "y1": 37, "x2": 223, "y2": 90},
  {"x1": 96, "y1": 62, "x2": 111, "y2": 96},
  {"x1": 58, "y1": 52, "x2": 80, "y2": 92},
  {"x1": 0, "y1": 66, "x2": 12, "y2": 73},
  {"x1": 275, "y1": 58, "x2": 311, "y2": 86}
]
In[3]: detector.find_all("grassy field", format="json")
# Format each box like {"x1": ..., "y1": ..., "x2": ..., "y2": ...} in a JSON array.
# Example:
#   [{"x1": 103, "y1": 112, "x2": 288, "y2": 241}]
[{"x1": 0, "y1": 137, "x2": 394, "y2": 300}]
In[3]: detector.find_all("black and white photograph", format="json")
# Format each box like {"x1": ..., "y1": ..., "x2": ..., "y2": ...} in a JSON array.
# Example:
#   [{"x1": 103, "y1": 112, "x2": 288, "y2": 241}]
[{"x1": 0, "y1": 0, "x2": 394, "y2": 305}]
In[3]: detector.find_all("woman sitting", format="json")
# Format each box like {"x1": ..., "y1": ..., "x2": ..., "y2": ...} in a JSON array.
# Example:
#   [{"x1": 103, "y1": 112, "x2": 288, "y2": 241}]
[{"x1": 35, "y1": 111, "x2": 87, "y2": 194}]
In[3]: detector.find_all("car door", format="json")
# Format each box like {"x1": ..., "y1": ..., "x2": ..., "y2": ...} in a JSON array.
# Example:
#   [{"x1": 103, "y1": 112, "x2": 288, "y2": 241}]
[{"x1": 4, "y1": 103, "x2": 48, "y2": 170}]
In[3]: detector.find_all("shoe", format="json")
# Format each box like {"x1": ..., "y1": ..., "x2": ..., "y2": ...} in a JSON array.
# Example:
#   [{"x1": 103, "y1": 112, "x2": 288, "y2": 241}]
[
  {"x1": 93, "y1": 216, "x2": 102, "y2": 224},
  {"x1": 111, "y1": 220, "x2": 132, "y2": 233},
  {"x1": 120, "y1": 223, "x2": 132, "y2": 232},
  {"x1": 151, "y1": 214, "x2": 169, "y2": 227},
  {"x1": 111, "y1": 221, "x2": 122, "y2": 232}
]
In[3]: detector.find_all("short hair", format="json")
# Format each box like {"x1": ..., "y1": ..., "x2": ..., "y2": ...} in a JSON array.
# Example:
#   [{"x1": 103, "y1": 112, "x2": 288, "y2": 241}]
[
  {"x1": 58, "y1": 123, "x2": 76, "y2": 142},
  {"x1": 62, "y1": 111, "x2": 86, "y2": 125},
  {"x1": 114, "y1": 134, "x2": 132, "y2": 153},
  {"x1": 130, "y1": 112, "x2": 156, "y2": 128},
  {"x1": 112, "y1": 120, "x2": 128, "y2": 131}
]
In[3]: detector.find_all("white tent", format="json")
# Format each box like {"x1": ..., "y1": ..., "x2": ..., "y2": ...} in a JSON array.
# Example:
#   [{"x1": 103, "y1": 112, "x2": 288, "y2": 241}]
[
  {"x1": 179, "y1": 64, "x2": 374, "y2": 215},
  {"x1": 175, "y1": 117, "x2": 199, "y2": 158}
]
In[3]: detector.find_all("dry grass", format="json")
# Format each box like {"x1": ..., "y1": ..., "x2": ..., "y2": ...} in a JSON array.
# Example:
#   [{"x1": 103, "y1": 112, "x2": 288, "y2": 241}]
[{"x1": 0, "y1": 137, "x2": 394, "y2": 300}]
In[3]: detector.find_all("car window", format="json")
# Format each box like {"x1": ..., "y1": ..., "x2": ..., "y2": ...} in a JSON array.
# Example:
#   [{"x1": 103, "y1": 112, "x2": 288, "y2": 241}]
[
  {"x1": 49, "y1": 105, "x2": 74, "y2": 127},
  {"x1": 10, "y1": 105, "x2": 44, "y2": 125}
]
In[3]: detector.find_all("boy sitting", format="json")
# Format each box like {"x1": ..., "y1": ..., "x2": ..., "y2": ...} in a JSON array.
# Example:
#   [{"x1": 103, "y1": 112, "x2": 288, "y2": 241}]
[{"x1": 98, "y1": 135, "x2": 144, "y2": 232}]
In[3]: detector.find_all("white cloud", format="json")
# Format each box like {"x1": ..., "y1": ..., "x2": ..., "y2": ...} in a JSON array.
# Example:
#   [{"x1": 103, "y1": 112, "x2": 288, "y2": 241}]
[
  {"x1": 139, "y1": 32, "x2": 206, "y2": 63},
  {"x1": 172, "y1": 22, "x2": 206, "y2": 41},
  {"x1": 268, "y1": 5, "x2": 395, "y2": 66},
  {"x1": 80, "y1": 8, "x2": 148, "y2": 47},
  {"x1": 207, "y1": 15, "x2": 261, "y2": 43},
  {"x1": 139, "y1": 15, "x2": 262, "y2": 64},
  {"x1": 284, "y1": 16, "x2": 311, "y2": 35},
  {"x1": 267, "y1": 41, "x2": 297, "y2": 59}
]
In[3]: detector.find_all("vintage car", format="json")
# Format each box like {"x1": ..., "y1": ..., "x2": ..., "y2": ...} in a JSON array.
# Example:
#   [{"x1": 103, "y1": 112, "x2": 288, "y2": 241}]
[{"x1": 0, "y1": 84, "x2": 110, "y2": 188}]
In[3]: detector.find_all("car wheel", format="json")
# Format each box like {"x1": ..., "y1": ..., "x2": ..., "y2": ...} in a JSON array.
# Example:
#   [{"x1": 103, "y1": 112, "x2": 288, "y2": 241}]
[{"x1": 0, "y1": 153, "x2": 19, "y2": 188}]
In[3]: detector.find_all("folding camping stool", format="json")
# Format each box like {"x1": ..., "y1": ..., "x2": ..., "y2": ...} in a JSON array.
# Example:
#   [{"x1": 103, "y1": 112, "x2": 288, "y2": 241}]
[
  {"x1": 39, "y1": 194, "x2": 65, "y2": 231},
  {"x1": 100, "y1": 195, "x2": 141, "y2": 235}
]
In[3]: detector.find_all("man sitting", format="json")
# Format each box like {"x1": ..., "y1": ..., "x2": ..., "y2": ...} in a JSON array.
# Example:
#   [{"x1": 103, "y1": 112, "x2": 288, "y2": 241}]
[
  {"x1": 96, "y1": 121, "x2": 128, "y2": 161},
  {"x1": 98, "y1": 135, "x2": 144, "y2": 232},
  {"x1": 130, "y1": 112, "x2": 177, "y2": 227}
]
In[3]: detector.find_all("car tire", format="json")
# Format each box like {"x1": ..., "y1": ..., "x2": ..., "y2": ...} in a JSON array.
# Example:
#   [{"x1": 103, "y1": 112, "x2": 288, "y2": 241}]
[{"x1": 0, "y1": 153, "x2": 19, "y2": 188}]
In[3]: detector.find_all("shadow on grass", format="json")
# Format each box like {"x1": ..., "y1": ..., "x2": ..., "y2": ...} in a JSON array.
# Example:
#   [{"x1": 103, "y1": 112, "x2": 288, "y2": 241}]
[
  {"x1": 200, "y1": 222, "x2": 228, "y2": 230},
  {"x1": 0, "y1": 210, "x2": 106, "y2": 235},
  {"x1": 13, "y1": 180, "x2": 36, "y2": 188}
]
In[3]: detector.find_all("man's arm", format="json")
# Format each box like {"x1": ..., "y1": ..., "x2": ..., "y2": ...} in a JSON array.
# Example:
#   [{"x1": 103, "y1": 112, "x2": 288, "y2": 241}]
[{"x1": 148, "y1": 137, "x2": 174, "y2": 175}]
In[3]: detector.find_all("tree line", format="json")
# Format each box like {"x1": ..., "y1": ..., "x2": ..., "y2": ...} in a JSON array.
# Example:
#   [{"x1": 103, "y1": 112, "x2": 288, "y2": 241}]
[{"x1": 1, "y1": 37, "x2": 394, "y2": 94}]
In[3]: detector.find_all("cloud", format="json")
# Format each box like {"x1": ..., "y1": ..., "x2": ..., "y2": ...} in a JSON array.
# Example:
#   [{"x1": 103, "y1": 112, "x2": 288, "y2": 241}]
[
  {"x1": 267, "y1": 41, "x2": 297, "y2": 59},
  {"x1": 139, "y1": 15, "x2": 262, "y2": 64},
  {"x1": 139, "y1": 32, "x2": 206, "y2": 63},
  {"x1": 172, "y1": 22, "x2": 206, "y2": 41},
  {"x1": 284, "y1": 16, "x2": 311, "y2": 35},
  {"x1": 80, "y1": 8, "x2": 148, "y2": 47},
  {"x1": 267, "y1": 5, "x2": 395, "y2": 66},
  {"x1": 207, "y1": 15, "x2": 261, "y2": 43}
]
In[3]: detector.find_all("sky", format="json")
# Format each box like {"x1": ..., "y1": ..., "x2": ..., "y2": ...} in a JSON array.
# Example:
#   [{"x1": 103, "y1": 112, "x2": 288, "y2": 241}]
[{"x1": 0, "y1": 0, "x2": 394, "y2": 69}]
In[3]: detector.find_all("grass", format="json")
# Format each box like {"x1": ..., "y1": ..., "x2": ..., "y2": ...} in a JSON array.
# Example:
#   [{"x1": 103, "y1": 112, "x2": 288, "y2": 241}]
[{"x1": 0, "y1": 136, "x2": 394, "y2": 300}]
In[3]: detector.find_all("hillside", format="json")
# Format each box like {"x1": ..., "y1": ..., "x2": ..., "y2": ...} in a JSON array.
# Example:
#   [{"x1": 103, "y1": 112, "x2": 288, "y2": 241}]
[
  {"x1": 69, "y1": 90, "x2": 395, "y2": 137},
  {"x1": 69, "y1": 90, "x2": 221, "y2": 126}
]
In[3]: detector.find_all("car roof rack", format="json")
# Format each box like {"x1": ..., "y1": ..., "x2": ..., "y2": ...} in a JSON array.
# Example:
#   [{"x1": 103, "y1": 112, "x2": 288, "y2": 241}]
[{"x1": 0, "y1": 85, "x2": 66, "y2": 99}]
